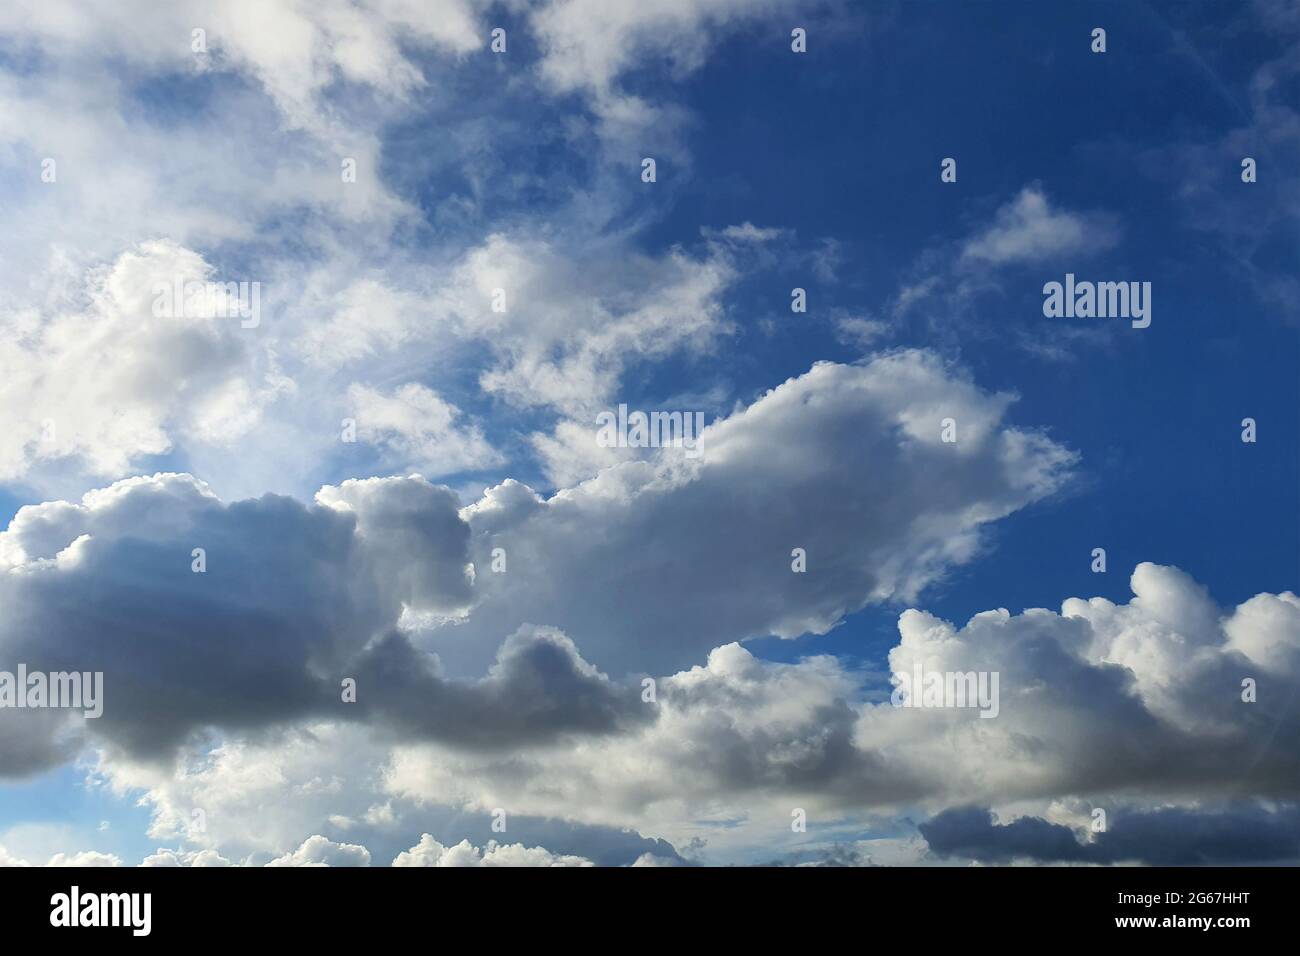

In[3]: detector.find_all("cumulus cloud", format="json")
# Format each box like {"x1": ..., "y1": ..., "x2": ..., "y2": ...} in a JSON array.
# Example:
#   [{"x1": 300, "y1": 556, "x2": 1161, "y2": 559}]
[
  {"x1": 0, "y1": 225, "x2": 744, "y2": 499},
  {"x1": 27, "y1": 550, "x2": 1292, "y2": 865},
  {"x1": 140, "y1": 848, "x2": 233, "y2": 867},
  {"x1": 0, "y1": 846, "x2": 127, "y2": 867},
  {"x1": 386, "y1": 563, "x2": 1299, "y2": 844},
  {"x1": 0, "y1": 348, "x2": 1077, "y2": 775},
  {"x1": 0, "y1": 469, "x2": 653, "y2": 775},
  {"x1": 393, "y1": 834, "x2": 593, "y2": 867},
  {"x1": 93, "y1": 720, "x2": 683, "y2": 866},
  {"x1": 350, "y1": 626, "x2": 645, "y2": 750},
  {"x1": 44, "y1": 850, "x2": 123, "y2": 867},
  {"x1": 441, "y1": 349, "x2": 1076, "y2": 676},
  {"x1": 0, "y1": 241, "x2": 287, "y2": 485},
  {"x1": 0, "y1": 472, "x2": 471, "y2": 768},
  {"x1": 0, "y1": 359, "x2": 1289, "y2": 864},
  {"x1": 266, "y1": 835, "x2": 371, "y2": 867}
]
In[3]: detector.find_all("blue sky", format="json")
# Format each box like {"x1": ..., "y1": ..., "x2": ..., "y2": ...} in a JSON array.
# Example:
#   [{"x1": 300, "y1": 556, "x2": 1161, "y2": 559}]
[{"x1": 0, "y1": 0, "x2": 1296, "y2": 868}]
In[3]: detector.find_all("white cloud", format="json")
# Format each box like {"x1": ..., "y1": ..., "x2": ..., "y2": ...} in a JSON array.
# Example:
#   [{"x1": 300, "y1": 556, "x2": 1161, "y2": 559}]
[
  {"x1": 0, "y1": 0, "x2": 482, "y2": 130},
  {"x1": 960, "y1": 187, "x2": 1120, "y2": 266},
  {"x1": 0, "y1": 241, "x2": 288, "y2": 487},
  {"x1": 140, "y1": 848, "x2": 233, "y2": 867},
  {"x1": 266, "y1": 834, "x2": 371, "y2": 867},
  {"x1": 347, "y1": 383, "x2": 503, "y2": 477},
  {"x1": 629, "y1": 852, "x2": 684, "y2": 867},
  {"x1": 45, "y1": 850, "x2": 123, "y2": 867},
  {"x1": 384, "y1": 564, "x2": 1299, "y2": 855},
  {"x1": 66, "y1": 546, "x2": 1295, "y2": 865},
  {"x1": 393, "y1": 834, "x2": 593, "y2": 867},
  {"x1": 440, "y1": 349, "x2": 1076, "y2": 676},
  {"x1": 456, "y1": 233, "x2": 736, "y2": 414},
  {"x1": 0, "y1": 845, "x2": 131, "y2": 867},
  {"x1": 530, "y1": 0, "x2": 799, "y2": 95},
  {"x1": 530, "y1": 419, "x2": 650, "y2": 488}
]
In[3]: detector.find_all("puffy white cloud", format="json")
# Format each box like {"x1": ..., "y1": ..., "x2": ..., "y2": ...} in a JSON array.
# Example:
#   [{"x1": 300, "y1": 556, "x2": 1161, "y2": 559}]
[
  {"x1": 95, "y1": 720, "x2": 678, "y2": 865},
  {"x1": 384, "y1": 564, "x2": 1298, "y2": 855},
  {"x1": 0, "y1": 845, "x2": 131, "y2": 867},
  {"x1": 393, "y1": 834, "x2": 593, "y2": 867},
  {"x1": 266, "y1": 835, "x2": 371, "y2": 867},
  {"x1": 45, "y1": 850, "x2": 123, "y2": 867},
  {"x1": 439, "y1": 349, "x2": 1076, "y2": 676},
  {"x1": 384, "y1": 640, "x2": 885, "y2": 840},
  {"x1": 140, "y1": 848, "x2": 233, "y2": 867},
  {"x1": 0, "y1": 241, "x2": 287, "y2": 485},
  {"x1": 99, "y1": 723, "x2": 390, "y2": 860}
]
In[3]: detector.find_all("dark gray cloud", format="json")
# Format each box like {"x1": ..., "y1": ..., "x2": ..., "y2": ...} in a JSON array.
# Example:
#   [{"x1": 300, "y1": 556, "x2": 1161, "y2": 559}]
[
  {"x1": 349, "y1": 626, "x2": 647, "y2": 750},
  {"x1": 921, "y1": 803, "x2": 1300, "y2": 865},
  {"x1": 0, "y1": 473, "x2": 653, "y2": 772},
  {"x1": 0, "y1": 474, "x2": 469, "y2": 768}
]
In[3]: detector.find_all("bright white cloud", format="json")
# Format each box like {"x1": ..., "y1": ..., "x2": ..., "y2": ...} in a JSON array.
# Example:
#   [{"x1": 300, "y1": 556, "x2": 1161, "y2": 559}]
[
  {"x1": 440, "y1": 349, "x2": 1076, "y2": 676},
  {"x1": 393, "y1": 834, "x2": 593, "y2": 867},
  {"x1": 266, "y1": 834, "x2": 372, "y2": 867},
  {"x1": 347, "y1": 383, "x2": 503, "y2": 477},
  {"x1": 0, "y1": 241, "x2": 288, "y2": 487}
]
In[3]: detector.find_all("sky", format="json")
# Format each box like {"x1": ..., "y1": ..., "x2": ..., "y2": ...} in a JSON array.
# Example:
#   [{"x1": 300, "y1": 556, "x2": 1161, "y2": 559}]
[{"x1": 0, "y1": 0, "x2": 1296, "y2": 868}]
